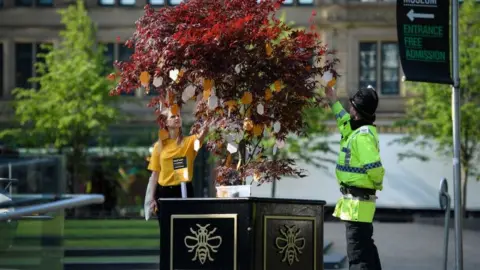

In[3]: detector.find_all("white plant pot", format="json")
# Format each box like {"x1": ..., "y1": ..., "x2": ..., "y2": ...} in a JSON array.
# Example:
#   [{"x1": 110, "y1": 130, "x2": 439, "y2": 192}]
[{"x1": 216, "y1": 185, "x2": 252, "y2": 198}]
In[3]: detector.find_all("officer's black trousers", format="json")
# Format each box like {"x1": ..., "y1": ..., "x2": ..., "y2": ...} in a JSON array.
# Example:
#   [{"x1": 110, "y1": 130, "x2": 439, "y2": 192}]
[{"x1": 345, "y1": 221, "x2": 382, "y2": 270}]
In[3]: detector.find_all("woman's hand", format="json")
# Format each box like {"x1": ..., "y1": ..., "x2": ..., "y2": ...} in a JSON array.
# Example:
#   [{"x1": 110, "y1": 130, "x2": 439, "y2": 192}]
[
  {"x1": 149, "y1": 199, "x2": 158, "y2": 213},
  {"x1": 147, "y1": 172, "x2": 159, "y2": 213},
  {"x1": 198, "y1": 119, "x2": 211, "y2": 143}
]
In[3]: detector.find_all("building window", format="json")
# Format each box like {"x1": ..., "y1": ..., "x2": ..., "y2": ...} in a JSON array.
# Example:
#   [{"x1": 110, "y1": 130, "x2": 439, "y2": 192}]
[
  {"x1": 15, "y1": 42, "x2": 52, "y2": 90},
  {"x1": 0, "y1": 43, "x2": 3, "y2": 97},
  {"x1": 103, "y1": 43, "x2": 115, "y2": 73},
  {"x1": 359, "y1": 41, "x2": 399, "y2": 95},
  {"x1": 119, "y1": 0, "x2": 135, "y2": 5},
  {"x1": 15, "y1": 0, "x2": 53, "y2": 6},
  {"x1": 118, "y1": 44, "x2": 133, "y2": 62},
  {"x1": 35, "y1": 43, "x2": 52, "y2": 89},
  {"x1": 297, "y1": 0, "x2": 313, "y2": 5},
  {"x1": 15, "y1": 43, "x2": 34, "y2": 89},
  {"x1": 167, "y1": 0, "x2": 181, "y2": 5},
  {"x1": 99, "y1": 0, "x2": 135, "y2": 6},
  {"x1": 147, "y1": 0, "x2": 164, "y2": 5},
  {"x1": 381, "y1": 42, "x2": 400, "y2": 95},
  {"x1": 0, "y1": 0, "x2": 4, "y2": 8},
  {"x1": 102, "y1": 42, "x2": 135, "y2": 96},
  {"x1": 256, "y1": 0, "x2": 311, "y2": 5},
  {"x1": 359, "y1": 42, "x2": 377, "y2": 90},
  {"x1": 36, "y1": 0, "x2": 53, "y2": 6},
  {"x1": 99, "y1": 0, "x2": 115, "y2": 5},
  {"x1": 35, "y1": 43, "x2": 50, "y2": 67},
  {"x1": 15, "y1": 0, "x2": 33, "y2": 6}
]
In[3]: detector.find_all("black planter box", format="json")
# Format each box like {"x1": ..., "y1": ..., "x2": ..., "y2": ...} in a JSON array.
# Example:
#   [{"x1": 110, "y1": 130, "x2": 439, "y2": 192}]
[{"x1": 158, "y1": 197, "x2": 326, "y2": 270}]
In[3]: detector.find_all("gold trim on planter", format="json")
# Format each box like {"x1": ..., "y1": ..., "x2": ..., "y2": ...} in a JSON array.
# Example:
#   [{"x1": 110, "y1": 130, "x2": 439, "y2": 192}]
[
  {"x1": 263, "y1": 215, "x2": 317, "y2": 270},
  {"x1": 170, "y1": 214, "x2": 238, "y2": 270}
]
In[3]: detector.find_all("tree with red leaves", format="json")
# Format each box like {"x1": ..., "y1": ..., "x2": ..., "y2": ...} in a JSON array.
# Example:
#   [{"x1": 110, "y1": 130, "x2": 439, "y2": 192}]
[{"x1": 112, "y1": 0, "x2": 338, "y2": 186}]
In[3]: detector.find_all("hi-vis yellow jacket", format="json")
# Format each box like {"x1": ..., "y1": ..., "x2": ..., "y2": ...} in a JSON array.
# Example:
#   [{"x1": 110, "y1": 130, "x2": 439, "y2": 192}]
[{"x1": 331, "y1": 101, "x2": 385, "y2": 223}]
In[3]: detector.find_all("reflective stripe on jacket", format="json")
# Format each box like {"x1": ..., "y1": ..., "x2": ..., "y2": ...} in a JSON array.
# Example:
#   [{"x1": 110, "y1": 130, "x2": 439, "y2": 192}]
[{"x1": 331, "y1": 101, "x2": 385, "y2": 223}]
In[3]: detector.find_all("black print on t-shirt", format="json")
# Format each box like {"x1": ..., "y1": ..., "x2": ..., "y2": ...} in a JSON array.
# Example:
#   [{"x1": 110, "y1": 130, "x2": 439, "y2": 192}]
[{"x1": 173, "y1": 157, "x2": 187, "y2": 170}]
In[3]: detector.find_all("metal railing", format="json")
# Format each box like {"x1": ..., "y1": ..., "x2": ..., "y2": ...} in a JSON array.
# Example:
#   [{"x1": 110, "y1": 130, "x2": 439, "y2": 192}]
[
  {"x1": 0, "y1": 194, "x2": 105, "y2": 221},
  {"x1": 0, "y1": 155, "x2": 66, "y2": 195},
  {"x1": 439, "y1": 178, "x2": 451, "y2": 270},
  {"x1": 0, "y1": 177, "x2": 17, "y2": 195}
]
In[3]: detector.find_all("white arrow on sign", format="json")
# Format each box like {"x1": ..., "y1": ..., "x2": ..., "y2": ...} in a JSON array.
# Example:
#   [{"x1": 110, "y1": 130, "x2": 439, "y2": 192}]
[{"x1": 407, "y1": 9, "x2": 435, "y2": 22}]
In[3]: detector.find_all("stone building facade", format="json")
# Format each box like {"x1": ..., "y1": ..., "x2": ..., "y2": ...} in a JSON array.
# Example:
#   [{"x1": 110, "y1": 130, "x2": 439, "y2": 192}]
[{"x1": 0, "y1": 0, "x2": 403, "y2": 142}]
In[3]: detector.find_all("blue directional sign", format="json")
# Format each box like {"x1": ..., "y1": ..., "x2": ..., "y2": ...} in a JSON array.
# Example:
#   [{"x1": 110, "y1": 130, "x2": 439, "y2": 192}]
[{"x1": 397, "y1": 0, "x2": 453, "y2": 84}]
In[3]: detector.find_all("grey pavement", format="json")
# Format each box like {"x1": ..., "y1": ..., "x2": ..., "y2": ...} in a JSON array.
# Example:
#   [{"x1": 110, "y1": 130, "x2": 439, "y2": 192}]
[{"x1": 324, "y1": 222, "x2": 480, "y2": 270}]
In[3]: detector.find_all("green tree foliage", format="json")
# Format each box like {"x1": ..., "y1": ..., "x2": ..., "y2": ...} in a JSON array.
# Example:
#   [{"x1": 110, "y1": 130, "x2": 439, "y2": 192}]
[
  {"x1": 0, "y1": 0, "x2": 119, "y2": 192},
  {"x1": 392, "y1": 0, "x2": 480, "y2": 214}
]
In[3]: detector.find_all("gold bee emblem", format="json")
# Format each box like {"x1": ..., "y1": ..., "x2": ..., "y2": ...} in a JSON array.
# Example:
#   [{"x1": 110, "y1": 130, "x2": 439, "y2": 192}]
[
  {"x1": 275, "y1": 225, "x2": 306, "y2": 265},
  {"x1": 184, "y1": 224, "x2": 223, "y2": 264}
]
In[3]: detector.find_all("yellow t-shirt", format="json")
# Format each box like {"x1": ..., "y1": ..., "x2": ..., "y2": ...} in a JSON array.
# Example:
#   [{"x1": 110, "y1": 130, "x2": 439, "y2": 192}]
[{"x1": 147, "y1": 135, "x2": 199, "y2": 186}]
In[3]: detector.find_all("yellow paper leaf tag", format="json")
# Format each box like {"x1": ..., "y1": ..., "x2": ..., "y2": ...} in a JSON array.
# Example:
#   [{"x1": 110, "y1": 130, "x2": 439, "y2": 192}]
[
  {"x1": 225, "y1": 154, "x2": 232, "y2": 167},
  {"x1": 265, "y1": 88, "x2": 273, "y2": 101},
  {"x1": 265, "y1": 43, "x2": 273, "y2": 56},
  {"x1": 274, "y1": 80, "x2": 282, "y2": 92},
  {"x1": 241, "y1": 92, "x2": 253, "y2": 105},
  {"x1": 203, "y1": 88, "x2": 211, "y2": 100},
  {"x1": 253, "y1": 124, "x2": 263, "y2": 137},
  {"x1": 168, "y1": 91, "x2": 174, "y2": 105},
  {"x1": 327, "y1": 78, "x2": 337, "y2": 88},
  {"x1": 171, "y1": 104, "x2": 179, "y2": 115},
  {"x1": 203, "y1": 79, "x2": 213, "y2": 91},
  {"x1": 224, "y1": 100, "x2": 237, "y2": 109},
  {"x1": 140, "y1": 71, "x2": 150, "y2": 86}
]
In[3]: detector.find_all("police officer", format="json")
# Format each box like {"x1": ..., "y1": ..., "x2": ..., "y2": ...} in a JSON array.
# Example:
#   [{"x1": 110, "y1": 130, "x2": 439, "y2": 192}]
[{"x1": 325, "y1": 85, "x2": 384, "y2": 270}]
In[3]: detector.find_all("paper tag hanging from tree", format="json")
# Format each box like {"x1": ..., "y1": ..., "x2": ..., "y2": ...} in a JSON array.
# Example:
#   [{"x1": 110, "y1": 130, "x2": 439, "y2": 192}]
[
  {"x1": 153, "y1": 76, "x2": 163, "y2": 87},
  {"x1": 171, "y1": 104, "x2": 179, "y2": 115},
  {"x1": 140, "y1": 71, "x2": 150, "y2": 87},
  {"x1": 265, "y1": 89, "x2": 272, "y2": 101},
  {"x1": 182, "y1": 85, "x2": 196, "y2": 102},
  {"x1": 265, "y1": 43, "x2": 273, "y2": 57},
  {"x1": 227, "y1": 142, "x2": 238, "y2": 154},
  {"x1": 274, "y1": 80, "x2": 282, "y2": 92},
  {"x1": 273, "y1": 121, "x2": 281, "y2": 133},
  {"x1": 241, "y1": 92, "x2": 253, "y2": 105},
  {"x1": 224, "y1": 100, "x2": 237, "y2": 117},
  {"x1": 194, "y1": 139, "x2": 201, "y2": 151},
  {"x1": 203, "y1": 79, "x2": 213, "y2": 100},
  {"x1": 256, "y1": 103, "x2": 264, "y2": 115},
  {"x1": 169, "y1": 69, "x2": 179, "y2": 81},
  {"x1": 208, "y1": 95, "x2": 218, "y2": 110}
]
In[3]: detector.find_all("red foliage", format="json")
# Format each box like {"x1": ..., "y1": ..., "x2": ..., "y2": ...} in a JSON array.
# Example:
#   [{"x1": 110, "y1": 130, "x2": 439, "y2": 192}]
[{"x1": 113, "y1": 0, "x2": 338, "y2": 185}]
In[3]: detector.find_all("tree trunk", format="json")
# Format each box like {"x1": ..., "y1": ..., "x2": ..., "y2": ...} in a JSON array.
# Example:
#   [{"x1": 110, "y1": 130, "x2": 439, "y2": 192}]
[
  {"x1": 461, "y1": 168, "x2": 468, "y2": 218},
  {"x1": 238, "y1": 139, "x2": 247, "y2": 185},
  {"x1": 69, "y1": 145, "x2": 87, "y2": 217}
]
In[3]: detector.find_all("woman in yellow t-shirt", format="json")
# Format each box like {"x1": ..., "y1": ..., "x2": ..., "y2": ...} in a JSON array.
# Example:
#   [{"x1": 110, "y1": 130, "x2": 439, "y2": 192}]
[{"x1": 146, "y1": 110, "x2": 209, "y2": 213}]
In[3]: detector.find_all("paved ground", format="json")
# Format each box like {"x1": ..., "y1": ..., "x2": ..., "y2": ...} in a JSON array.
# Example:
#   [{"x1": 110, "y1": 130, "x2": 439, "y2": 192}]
[{"x1": 324, "y1": 222, "x2": 480, "y2": 270}]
